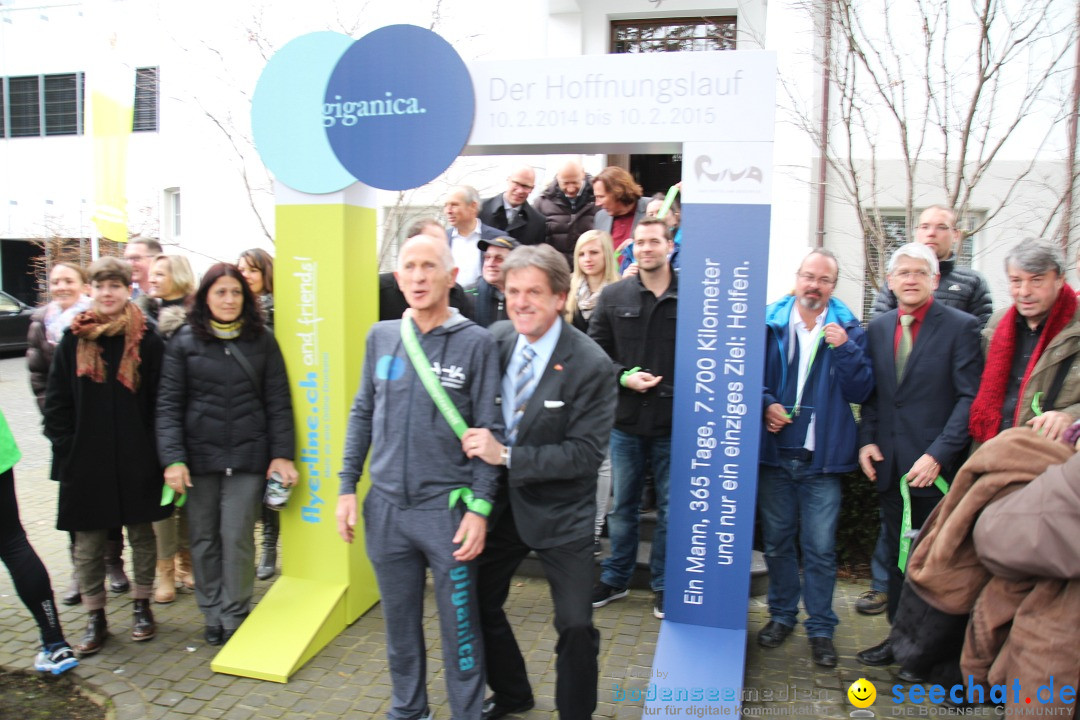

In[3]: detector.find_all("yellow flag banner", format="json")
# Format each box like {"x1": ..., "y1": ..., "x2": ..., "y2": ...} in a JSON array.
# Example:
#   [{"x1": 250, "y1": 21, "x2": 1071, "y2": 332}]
[{"x1": 89, "y1": 38, "x2": 134, "y2": 243}]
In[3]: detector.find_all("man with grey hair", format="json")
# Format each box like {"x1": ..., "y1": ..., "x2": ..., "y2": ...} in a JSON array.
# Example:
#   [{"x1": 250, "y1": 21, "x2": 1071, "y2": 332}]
[
  {"x1": 463, "y1": 243, "x2": 616, "y2": 720},
  {"x1": 861, "y1": 205, "x2": 992, "y2": 619},
  {"x1": 756, "y1": 247, "x2": 873, "y2": 667},
  {"x1": 336, "y1": 234, "x2": 503, "y2": 720},
  {"x1": 856, "y1": 242, "x2": 983, "y2": 670},
  {"x1": 870, "y1": 205, "x2": 993, "y2": 327},
  {"x1": 444, "y1": 186, "x2": 505, "y2": 290},
  {"x1": 969, "y1": 240, "x2": 1080, "y2": 445}
]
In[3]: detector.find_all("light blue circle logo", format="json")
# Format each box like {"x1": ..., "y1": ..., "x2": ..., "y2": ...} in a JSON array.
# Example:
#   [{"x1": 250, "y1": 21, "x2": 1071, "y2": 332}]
[
  {"x1": 252, "y1": 25, "x2": 475, "y2": 193},
  {"x1": 376, "y1": 355, "x2": 406, "y2": 381}
]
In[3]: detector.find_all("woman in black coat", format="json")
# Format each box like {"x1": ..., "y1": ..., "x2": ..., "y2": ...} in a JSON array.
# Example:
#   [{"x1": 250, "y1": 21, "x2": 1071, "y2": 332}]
[
  {"x1": 156, "y1": 263, "x2": 297, "y2": 646},
  {"x1": 44, "y1": 257, "x2": 168, "y2": 656}
]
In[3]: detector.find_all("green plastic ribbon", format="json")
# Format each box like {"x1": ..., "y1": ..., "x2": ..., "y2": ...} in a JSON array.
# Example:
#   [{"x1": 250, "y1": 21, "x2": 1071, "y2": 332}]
[
  {"x1": 400, "y1": 317, "x2": 468, "y2": 439},
  {"x1": 897, "y1": 474, "x2": 949, "y2": 570},
  {"x1": 1031, "y1": 391, "x2": 1046, "y2": 435},
  {"x1": 160, "y1": 485, "x2": 187, "y2": 508},
  {"x1": 448, "y1": 487, "x2": 492, "y2": 518},
  {"x1": 620, "y1": 366, "x2": 642, "y2": 387},
  {"x1": 656, "y1": 184, "x2": 680, "y2": 220},
  {"x1": 786, "y1": 328, "x2": 824, "y2": 419}
]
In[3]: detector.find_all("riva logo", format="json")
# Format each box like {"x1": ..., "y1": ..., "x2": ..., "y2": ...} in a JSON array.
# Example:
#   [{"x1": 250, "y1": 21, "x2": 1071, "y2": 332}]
[
  {"x1": 323, "y1": 92, "x2": 427, "y2": 126},
  {"x1": 694, "y1": 155, "x2": 763, "y2": 184}
]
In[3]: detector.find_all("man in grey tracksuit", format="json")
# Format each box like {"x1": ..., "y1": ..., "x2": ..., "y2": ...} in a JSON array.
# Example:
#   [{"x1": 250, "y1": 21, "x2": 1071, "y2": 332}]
[{"x1": 337, "y1": 235, "x2": 503, "y2": 720}]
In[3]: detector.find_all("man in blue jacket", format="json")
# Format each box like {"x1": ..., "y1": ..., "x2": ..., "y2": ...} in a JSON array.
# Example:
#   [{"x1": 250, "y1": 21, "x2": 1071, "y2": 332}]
[{"x1": 757, "y1": 248, "x2": 874, "y2": 667}]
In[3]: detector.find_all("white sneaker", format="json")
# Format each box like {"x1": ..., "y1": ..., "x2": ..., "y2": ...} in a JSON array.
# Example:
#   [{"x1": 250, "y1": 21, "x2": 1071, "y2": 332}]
[{"x1": 34, "y1": 644, "x2": 79, "y2": 675}]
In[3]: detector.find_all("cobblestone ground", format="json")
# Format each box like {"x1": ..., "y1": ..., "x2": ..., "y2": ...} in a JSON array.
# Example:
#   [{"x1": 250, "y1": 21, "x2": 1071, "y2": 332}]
[{"x1": 0, "y1": 356, "x2": 890, "y2": 719}]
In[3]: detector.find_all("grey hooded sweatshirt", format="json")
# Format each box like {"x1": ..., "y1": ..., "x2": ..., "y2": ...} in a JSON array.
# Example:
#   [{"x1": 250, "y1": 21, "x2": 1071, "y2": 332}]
[{"x1": 338, "y1": 311, "x2": 503, "y2": 508}]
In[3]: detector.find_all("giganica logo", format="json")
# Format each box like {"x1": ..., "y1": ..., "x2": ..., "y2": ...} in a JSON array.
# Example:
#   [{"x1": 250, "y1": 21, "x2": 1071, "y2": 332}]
[{"x1": 252, "y1": 25, "x2": 474, "y2": 193}]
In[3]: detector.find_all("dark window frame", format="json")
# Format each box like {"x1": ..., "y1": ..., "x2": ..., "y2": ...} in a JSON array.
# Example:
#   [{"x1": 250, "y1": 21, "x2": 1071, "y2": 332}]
[{"x1": 610, "y1": 16, "x2": 737, "y2": 54}]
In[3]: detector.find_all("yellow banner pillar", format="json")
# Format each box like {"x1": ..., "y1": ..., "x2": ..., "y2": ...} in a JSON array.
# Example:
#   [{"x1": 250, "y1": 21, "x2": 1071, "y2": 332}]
[{"x1": 211, "y1": 181, "x2": 380, "y2": 681}]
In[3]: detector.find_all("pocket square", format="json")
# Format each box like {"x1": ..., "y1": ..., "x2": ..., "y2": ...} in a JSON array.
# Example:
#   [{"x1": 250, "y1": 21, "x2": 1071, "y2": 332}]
[{"x1": 544, "y1": 400, "x2": 565, "y2": 409}]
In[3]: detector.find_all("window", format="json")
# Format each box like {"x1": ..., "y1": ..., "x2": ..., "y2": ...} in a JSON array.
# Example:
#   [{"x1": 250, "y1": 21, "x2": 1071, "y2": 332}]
[
  {"x1": 611, "y1": 17, "x2": 737, "y2": 54},
  {"x1": 164, "y1": 188, "x2": 181, "y2": 240},
  {"x1": 133, "y1": 67, "x2": 158, "y2": 132},
  {"x1": 8, "y1": 75, "x2": 41, "y2": 137},
  {"x1": 44, "y1": 73, "x2": 82, "y2": 135}
]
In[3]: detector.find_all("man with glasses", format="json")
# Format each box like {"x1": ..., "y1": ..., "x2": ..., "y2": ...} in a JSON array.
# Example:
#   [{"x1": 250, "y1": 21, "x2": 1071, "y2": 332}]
[
  {"x1": 756, "y1": 249, "x2": 873, "y2": 667},
  {"x1": 871, "y1": 206, "x2": 993, "y2": 327},
  {"x1": 470, "y1": 236, "x2": 519, "y2": 328},
  {"x1": 969, "y1": 240, "x2": 1080, "y2": 446},
  {"x1": 861, "y1": 206, "x2": 994, "y2": 617},
  {"x1": 123, "y1": 237, "x2": 163, "y2": 298},
  {"x1": 480, "y1": 166, "x2": 546, "y2": 247},
  {"x1": 855, "y1": 243, "x2": 982, "y2": 671}
]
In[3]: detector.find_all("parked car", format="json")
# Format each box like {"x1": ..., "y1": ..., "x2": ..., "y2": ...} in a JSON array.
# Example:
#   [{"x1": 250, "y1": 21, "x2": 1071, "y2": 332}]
[{"x1": 0, "y1": 290, "x2": 34, "y2": 352}]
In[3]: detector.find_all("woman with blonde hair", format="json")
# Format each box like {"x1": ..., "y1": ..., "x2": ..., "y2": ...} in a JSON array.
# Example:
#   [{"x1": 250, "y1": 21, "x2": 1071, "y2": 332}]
[
  {"x1": 564, "y1": 229, "x2": 619, "y2": 332},
  {"x1": 564, "y1": 229, "x2": 619, "y2": 555},
  {"x1": 145, "y1": 254, "x2": 198, "y2": 603}
]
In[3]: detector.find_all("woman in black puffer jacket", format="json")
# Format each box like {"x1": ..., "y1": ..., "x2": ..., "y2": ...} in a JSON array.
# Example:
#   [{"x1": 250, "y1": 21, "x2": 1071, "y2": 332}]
[{"x1": 156, "y1": 263, "x2": 297, "y2": 646}]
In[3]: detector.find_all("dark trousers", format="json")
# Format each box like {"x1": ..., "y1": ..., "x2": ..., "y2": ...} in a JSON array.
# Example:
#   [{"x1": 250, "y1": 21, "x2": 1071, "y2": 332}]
[
  {"x1": 880, "y1": 485, "x2": 941, "y2": 623},
  {"x1": 477, "y1": 506, "x2": 599, "y2": 720},
  {"x1": 0, "y1": 468, "x2": 63, "y2": 647}
]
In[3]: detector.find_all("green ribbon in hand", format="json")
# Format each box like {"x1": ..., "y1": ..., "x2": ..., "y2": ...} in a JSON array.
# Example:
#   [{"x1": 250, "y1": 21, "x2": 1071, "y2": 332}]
[
  {"x1": 161, "y1": 485, "x2": 187, "y2": 508},
  {"x1": 897, "y1": 474, "x2": 948, "y2": 570}
]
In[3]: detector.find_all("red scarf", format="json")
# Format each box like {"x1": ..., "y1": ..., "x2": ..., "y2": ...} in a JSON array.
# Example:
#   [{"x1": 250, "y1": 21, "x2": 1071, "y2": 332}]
[{"x1": 969, "y1": 284, "x2": 1076, "y2": 442}]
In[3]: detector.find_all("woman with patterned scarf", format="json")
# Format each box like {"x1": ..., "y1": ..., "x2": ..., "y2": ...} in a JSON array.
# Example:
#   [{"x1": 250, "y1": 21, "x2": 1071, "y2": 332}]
[
  {"x1": 156, "y1": 263, "x2": 297, "y2": 647},
  {"x1": 43, "y1": 256, "x2": 169, "y2": 656}
]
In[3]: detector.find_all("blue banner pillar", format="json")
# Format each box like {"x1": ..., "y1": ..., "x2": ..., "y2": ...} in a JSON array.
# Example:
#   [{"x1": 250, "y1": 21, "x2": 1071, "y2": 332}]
[{"x1": 646, "y1": 141, "x2": 774, "y2": 714}]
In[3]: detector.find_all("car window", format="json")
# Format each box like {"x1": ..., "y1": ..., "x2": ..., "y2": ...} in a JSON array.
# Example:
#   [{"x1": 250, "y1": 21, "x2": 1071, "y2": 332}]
[{"x1": 0, "y1": 295, "x2": 19, "y2": 313}]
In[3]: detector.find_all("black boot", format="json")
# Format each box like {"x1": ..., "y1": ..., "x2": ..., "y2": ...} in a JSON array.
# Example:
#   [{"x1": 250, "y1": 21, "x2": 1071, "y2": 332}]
[
  {"x1": 62, "y1": 541, "x2": 81, "y2": 606},
  {"x1": 73, "y1": 609, "x2": 107, "y2": 656},
  {"x1": 256, "y1": 508, "x2": 279, "y2": 581},
  {"x1": 132, "y1": 599, "x2": 155, "y2": 641},
  {"x1": 105, "y1": 537, "x2": 130, "y2": 593}
]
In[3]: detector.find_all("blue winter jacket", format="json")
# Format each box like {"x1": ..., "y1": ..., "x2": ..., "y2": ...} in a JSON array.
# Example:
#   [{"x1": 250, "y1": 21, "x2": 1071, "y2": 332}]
[{"x1": 759, "y1": 295, "x2": 874, "y2": 474}]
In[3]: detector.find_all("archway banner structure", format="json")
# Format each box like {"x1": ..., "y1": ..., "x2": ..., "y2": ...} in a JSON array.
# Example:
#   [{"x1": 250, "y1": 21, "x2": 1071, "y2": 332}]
[{"x1": 231, "y1": 26, "x2": 774, "y2": 714}]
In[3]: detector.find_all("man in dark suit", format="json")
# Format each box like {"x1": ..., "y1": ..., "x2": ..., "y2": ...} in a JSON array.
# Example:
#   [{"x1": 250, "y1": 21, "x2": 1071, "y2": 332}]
[
  {"x1": 856, "y1": 242, "x2": 983, "y2": 669},
  {"x1": 462, "y1": 244, "x2": 616, "y2": 720},
  {"x1": 479, "y1": 166, "x2": 546, "y2": 247}
]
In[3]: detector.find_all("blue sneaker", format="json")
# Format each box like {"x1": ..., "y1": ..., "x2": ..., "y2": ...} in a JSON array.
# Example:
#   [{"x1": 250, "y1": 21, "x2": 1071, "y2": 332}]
[{"x1": 34, "y1": 643, "x2": 79, "y2": 675}]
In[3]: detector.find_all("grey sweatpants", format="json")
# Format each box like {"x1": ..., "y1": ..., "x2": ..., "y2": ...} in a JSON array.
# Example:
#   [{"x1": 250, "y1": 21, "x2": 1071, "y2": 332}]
[
  {"x1": 185, "y1": 472, "x2": 263, "y2": 631},
  {"x1": 364, "y1": 491, "x2": 484, "y2": 720}
]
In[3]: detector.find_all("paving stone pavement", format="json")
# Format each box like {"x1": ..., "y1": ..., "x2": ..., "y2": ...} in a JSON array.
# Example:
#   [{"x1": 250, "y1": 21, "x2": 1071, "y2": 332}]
[{"x1": 0, "y1": 356, "x2": 892, "y2": 719}]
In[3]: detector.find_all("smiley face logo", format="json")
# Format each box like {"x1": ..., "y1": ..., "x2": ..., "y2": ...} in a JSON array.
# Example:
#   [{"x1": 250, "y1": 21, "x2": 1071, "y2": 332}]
[{"x1": 848, "y1": 678, "x2": 876, "y2": 708}]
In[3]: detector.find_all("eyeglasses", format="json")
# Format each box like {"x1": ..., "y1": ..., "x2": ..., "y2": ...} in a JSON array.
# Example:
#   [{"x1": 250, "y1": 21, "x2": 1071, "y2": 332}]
[
  {"x1": 796, "y1": 272, "x2": 836, "y2": 286},
  {"x1": 483, "y1": 253, "x2": 507, "y2": 265},
  {"x1": 509, "y1": 179, "x2": 535, "y2": 192},
  {"x1": 917, "y1": 223, "x2": 953, "y2": 232},
  {"x1": 892, "y1": 269, "x2": 931, "y2": 280}
]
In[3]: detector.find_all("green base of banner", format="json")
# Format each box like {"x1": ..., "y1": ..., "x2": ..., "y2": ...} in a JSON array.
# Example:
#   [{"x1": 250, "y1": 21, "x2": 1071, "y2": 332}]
[{"x1": 210, "y1": 576, "x2": 378, "y2": 682}]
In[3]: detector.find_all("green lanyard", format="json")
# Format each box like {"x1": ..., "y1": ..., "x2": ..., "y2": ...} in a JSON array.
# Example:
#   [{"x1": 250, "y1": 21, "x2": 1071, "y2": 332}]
[
  {"x1": 787, "y1": 328, "x2": 824, "y2": 418},
  {"x1": 400, "y1": 317, "x2": 468, "y2": 439},
  {"x1": 897, "y1": 474, "x2": 949, "y2": 570},
  {"x1": 400, "y1": 319, "x2": 491, "y2": 519}
]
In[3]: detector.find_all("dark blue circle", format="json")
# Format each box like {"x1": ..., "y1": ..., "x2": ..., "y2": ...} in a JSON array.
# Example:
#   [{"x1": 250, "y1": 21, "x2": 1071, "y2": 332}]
[{"x1": 325, "y1": 25, "x2": 475, "y2": 191}]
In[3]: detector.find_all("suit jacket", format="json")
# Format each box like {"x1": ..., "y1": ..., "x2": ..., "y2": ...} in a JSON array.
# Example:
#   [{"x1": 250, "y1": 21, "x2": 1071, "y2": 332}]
[
  {"x1": 491, "y1": 319, "x2": 616, "y2": 548},
  {"x1": 480, "y1": 194, "x2": 546, "y2": 246},
  {"x1": 860, "y1": 301, "x2": 983, "y2": 494}
]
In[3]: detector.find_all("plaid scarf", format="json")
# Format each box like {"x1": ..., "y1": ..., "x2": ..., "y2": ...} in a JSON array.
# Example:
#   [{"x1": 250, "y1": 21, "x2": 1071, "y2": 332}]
[{"x1": 69, "y1": 302, "x2": 146, "y2": 393}]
